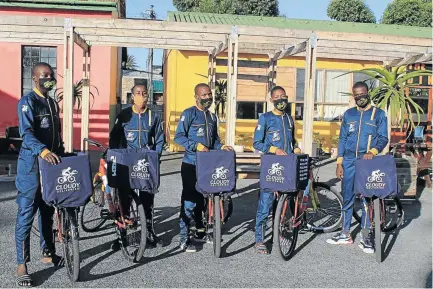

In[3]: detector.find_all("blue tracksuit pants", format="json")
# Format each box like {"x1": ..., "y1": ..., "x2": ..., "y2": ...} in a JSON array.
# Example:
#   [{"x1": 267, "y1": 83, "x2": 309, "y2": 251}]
[
  {"x1": 15, "y1": 154, "x2": 54, "y2": 264},
  {"x1": 342, "y1": 157, "x2": 371, "y2": 233}
]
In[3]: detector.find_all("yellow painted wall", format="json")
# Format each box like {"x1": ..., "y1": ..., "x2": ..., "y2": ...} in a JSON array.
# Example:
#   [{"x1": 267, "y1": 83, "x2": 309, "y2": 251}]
[{"x1": 165, "y1": 51, "x2": 381, "y2": 152}]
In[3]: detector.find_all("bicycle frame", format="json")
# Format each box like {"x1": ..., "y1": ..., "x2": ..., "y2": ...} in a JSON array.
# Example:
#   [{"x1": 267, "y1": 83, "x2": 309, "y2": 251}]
[{"x1": 206, "y1": 195, "x2": 225, "y2": 225}]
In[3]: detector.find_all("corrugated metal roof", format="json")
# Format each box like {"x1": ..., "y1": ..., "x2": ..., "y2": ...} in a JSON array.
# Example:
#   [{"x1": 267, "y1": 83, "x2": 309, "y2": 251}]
[
  {"x1": 168, "y1": 11, "x2": 432, "y2": 39},
  {"x1": 152, "y1": 80, "x2": 163, "y2": 93}
]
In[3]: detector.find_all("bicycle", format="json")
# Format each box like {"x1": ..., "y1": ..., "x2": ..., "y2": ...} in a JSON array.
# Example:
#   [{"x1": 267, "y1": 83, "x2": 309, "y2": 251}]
[
  {"x1": 199, "y1": 193, "x2": 233, "y2": 258},
  {"x1": 273, "y1": 157, "x2": 343, "y2": 261},
  {"x1": 80, "y1": 138, "x2": 147, "y2": 263}
]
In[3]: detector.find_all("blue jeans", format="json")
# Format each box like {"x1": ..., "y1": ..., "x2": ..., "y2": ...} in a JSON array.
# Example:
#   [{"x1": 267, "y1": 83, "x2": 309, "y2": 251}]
[
  {"x1": 179, "y1": 162, "x2": 205, "y2": 243},
  {"x1": 342, "y1": 157, "x2": 371, "y2": 233},
  {"x1": 15, "y1": 154, "x2": 54, "y2": 264},
  {"x1": 255, "y1": 190, "x2": 275, "y2": 244}
]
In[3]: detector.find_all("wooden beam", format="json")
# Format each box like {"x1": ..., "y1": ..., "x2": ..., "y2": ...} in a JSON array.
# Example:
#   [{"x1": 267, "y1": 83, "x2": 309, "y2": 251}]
[
  {"x1": 272, "y1": 40, "x2": 308, "y2": 61},
  {"x1": 225, "y1": 26, "x2": 239, "y2": 146},
  {"x1": 266, "y1": 59, "x2": 277, "y2": 112},
  {"x1": 319, "y1": 39, "x2": 430, "y2": 54},
  {"x1": 81, "y1": 50, "x2": 90, "y2": 151},
  {"x1": 302, "y1": 35, "x2": 318, "y2": 156},
  {"x1": 385, "y1": 53, "x2": 424, "y2": 67},
  {"x1": 73, "y1": 31, "x2": 90, "y2": 53},
  {"x1": 63, "y1": 18, "x2": 74, "y2": 153}
]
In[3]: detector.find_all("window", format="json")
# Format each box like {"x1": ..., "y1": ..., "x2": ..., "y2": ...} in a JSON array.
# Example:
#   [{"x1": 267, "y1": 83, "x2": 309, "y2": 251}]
[
  {"x1": 353, "y1": 72, "x2": 379, "y2": 90},
  {"x1": 295, "y1": 68, "x2": 352, "y2": 121},
  {"x1": 22, "y1": 46, "x2": 57, "y2": 97},
  {"x1": 236, "y1": 102, "x2": 264, "y2": 119}
]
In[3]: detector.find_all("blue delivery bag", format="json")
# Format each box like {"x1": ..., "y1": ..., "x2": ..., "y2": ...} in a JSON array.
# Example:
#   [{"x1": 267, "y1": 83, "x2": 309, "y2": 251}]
[
  {"x1": 38, "y1": 154, "x2": 92, "y2": 207},
  {"x1": 107, "y1": 148, "x2": 160, "y2": 192},
  {"x1": 355, "y1": 155, "x2": 398, "y2": 199},
  {"x1": 196, "y1": 150, "x2": 236, "y2": 195},
  {"x1": 260, "y1": 154, "x2": 309, "y2": 193}
]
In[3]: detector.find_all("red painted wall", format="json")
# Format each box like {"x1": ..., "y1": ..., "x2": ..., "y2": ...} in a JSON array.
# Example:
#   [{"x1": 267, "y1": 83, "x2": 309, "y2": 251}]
[{"x1": 0, "y1": 7, "x2": 116, "y2": 149}]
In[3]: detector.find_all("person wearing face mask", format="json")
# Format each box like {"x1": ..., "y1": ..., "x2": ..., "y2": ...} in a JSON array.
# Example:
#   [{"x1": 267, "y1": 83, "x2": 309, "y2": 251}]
[
  {"x1": 252, "y1": 86, "x2": 300, "y2": 254},
  {"x1": 174, "y1": 83, "x2": 233, "y2": 252},
  {"x1": 109, "y1": 84, "x2": 165, "y2": 249},
  {"x1": 15, "y1": 62, "x2": 63, "y2": 287},
  {"x1": 326, "y1": 81, "x2": 388, "y2": 254}
]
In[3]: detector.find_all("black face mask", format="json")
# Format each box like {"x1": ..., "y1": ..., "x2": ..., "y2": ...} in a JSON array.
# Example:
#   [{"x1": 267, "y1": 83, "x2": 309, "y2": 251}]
[
  {"x1": 274, "y1": 98, "x2": 288, "y2": 111},
  {"x1": 200, "y1": 98, "x2": 213, "y2": 109},
  {"x1": 355, "y1": 94, "x2": 370, "y2": 108},
  {"x1": 39, "y1": 78, "x2": 57, "y2": 91}
]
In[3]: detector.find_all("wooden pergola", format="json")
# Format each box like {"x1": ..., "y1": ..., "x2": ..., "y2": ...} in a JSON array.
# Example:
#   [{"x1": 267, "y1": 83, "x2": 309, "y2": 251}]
[{"x1": 0, "y1": 15, "x2": 431, "y2": 155}]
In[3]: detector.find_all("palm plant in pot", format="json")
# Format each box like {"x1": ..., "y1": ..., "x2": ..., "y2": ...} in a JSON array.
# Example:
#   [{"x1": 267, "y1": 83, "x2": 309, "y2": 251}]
[
  {"x1": 55, "y1": 79, "x2": 99, "y2": 111},
  {"x1": 340, "y1": 66, "x2": 432, "y2": 151}
]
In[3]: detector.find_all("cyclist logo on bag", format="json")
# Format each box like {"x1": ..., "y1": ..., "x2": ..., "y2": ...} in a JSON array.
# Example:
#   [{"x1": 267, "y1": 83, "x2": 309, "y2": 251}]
[
  {"x1": 210, "y1": 166, "x2": 230, "y2": 187},
  {"x1": 266, "y1": 163, "x2": 285, "y2": 183},
  {"x1": 55, "y1": 167, "x2": 80, "y2": 193},
  {"x1": 131, "y1": 158, "x2": 150, "y2": 180},
  {"x1": 366, "y1": 169, "x2": 386, "y2": 189}
]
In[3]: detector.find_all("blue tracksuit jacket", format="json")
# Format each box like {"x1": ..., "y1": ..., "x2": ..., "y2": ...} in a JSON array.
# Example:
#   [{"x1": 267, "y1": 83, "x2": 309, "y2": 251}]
[
  {"x1": 337, "y1": 105, "x2": 388, "y2": 162},
  {"x1": 18, "y1": 89, "x2": 64, "y2": 157},
  {"x1": 109, "y1": 106, "x2": 164, "y2": 155},
  {"x1": 253, "y1": 110, "x2": 298, "y2": 154},
  {"x1": 174, "y1": 106, "x2": 224, "y2": 165}
]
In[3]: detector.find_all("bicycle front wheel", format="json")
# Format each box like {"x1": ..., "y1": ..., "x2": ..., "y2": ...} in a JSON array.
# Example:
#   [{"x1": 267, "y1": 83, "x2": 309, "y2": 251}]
[
  {"x1": 213, "y1": 195, "x2": 222, "y2": 258},
  {"x1": 272, "y1": 194, "x2": 298, "y2": 261},
  {"x1": 120, "y1": 192, "x2": 147, "y2": 263},
  {"x1": 80, "y1": 178, "x2": 107, "y2": 232},
  {"x1": 62, "y1": 208, "x2": 80, "y2": 282},
  {"x1": 306, "y1": 182, "x2": 343, "y2": 233}
]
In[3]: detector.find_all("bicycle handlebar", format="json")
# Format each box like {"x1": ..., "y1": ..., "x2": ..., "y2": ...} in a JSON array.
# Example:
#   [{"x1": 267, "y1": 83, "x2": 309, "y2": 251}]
[{"x1": 83, "y1": 138, "x2": 106, "y2": 149}]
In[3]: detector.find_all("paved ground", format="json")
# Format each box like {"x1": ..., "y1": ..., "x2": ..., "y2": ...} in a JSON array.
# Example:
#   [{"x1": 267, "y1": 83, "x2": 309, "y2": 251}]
[{"x1": 0, "y1": 153, "x2": 431, "y2": 288}]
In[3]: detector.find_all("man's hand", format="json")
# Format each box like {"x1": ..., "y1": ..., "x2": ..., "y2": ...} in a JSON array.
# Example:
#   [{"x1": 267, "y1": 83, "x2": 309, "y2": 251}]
[
  {"x1": 201, "y1": 146, "x2": 210, "y2": 152},
  {"x1": 363, "y1": 152, "x2": 374, "y2": 160},
  {"x1": 275, "y1": 149, "x2": 287, "y2": 156},
  {"x1": 336, "y1": 164, "x2": 343, "y2": 179},
  {"x1": 222, "y1": 146, "x2": 234, "y2": 151},
  {"x1": 43, "y1": 151, "x2": 60, "y2": 165}
]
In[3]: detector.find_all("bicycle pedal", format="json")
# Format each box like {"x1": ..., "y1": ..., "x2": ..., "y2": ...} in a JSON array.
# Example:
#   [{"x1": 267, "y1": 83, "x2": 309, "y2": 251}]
[{"x1": 100, "y1": 209, "x2": 110, "y2": 219}]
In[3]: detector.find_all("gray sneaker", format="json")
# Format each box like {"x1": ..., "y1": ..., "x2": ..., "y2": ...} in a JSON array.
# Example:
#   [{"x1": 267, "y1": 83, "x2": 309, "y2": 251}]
[
  {"x1": 179, "y1": 240, "x2": 197, "y2": 253},
  {"x1": 359, "y1": 233, "x2": 375, "y2": 254},
  {"x1": 326, "y1": 231, "x2": 353, "y2": 245}
]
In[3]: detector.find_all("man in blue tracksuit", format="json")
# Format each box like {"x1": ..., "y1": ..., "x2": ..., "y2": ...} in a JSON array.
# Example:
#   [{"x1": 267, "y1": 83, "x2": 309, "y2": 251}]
[
  {"x1": 174, "y1": 83, "x2": 233, "y2": 252},
  {"x1": 253, "y1": 86, "x2": 300, "y2": 254},
  {"x1": 326, "y1": 81, "x2": 388, "y2": 254},
  {"x1": 15, "y1": 62, "x2": 63, "y2": 287},
  {"x1": 109, "y1": 84, "x2": 165, "y2": 248}
]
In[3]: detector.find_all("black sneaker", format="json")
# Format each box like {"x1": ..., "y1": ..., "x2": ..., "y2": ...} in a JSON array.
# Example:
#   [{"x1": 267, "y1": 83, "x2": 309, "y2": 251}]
[
  {"x1": 111, "y1": 239, "x2": 121, "y2": 251},
  {"x1": 179, "y1": 240, "x2": 197, "y2": 253},
  {"x1": 359, "y1": 233, "x2": 375, "y2": 254},
  {"x1": 193, "y1": 232, "x2": 213, "y2": 244},
  {"x1": 147, "y1": 230, "x2": 163, "y2": 247},
  {"x1": 326, "y1": 231, "x2": 353, "y2": 245}
]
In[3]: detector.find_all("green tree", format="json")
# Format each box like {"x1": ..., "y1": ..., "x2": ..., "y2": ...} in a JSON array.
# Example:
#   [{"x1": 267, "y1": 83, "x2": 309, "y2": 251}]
[
  {"x1": 125, "y1": 54, "x2": 138, "y2": 70},
  {"x1": 382, "y1": 0, "x2": 432, "y2": 27},
  {"x1": 327, "y1": 0, "x2": 376, "y2": 23},
  {"x1": 173, "y1": 0, "x2": 279, "y2": 16}
]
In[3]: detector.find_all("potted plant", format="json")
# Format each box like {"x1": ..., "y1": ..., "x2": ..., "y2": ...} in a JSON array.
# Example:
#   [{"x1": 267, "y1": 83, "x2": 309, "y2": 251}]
[
  {"x1": 339, "y1": 66, "x2": 431, "y2": 151},
  {"x1": 55, "y1": 79, "x2": 99, "y2": 111}
]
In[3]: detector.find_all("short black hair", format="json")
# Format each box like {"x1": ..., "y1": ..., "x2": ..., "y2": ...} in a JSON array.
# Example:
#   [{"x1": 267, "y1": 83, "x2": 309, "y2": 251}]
[
  {"x1": 271, "y1": 86, "x2": 286, "y2": 96},
  {"x1": 353, "y1": 81, "x2": 369, "y2": 91},
  {"x1": 194, "y1": 83, "x2": 210, "y2": 95},
  {"x1": 32, "y1": 62, "x2": 52, "y2": 77},
  {"x1": 131, "y1": 84, "x2": 147, "y2": 94}
]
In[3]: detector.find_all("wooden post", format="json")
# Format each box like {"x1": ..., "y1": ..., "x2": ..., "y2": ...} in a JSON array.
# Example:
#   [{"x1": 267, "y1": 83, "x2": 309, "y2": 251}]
[
  {"x1": 267, "y1": 58, "x2": 277, "y2": 112},
  {"x1": 63, "y1": 18, "x2": 74, "y2": 153},
  {"x1": 301, "y1": 34, "x2": 318, "y2": 156},
  {"x1": 225, "y1": 26, "x2": 238, "y2": 146},
  {"x1": 81, "y1": 49, "x2": 90, "y2": 151}
]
